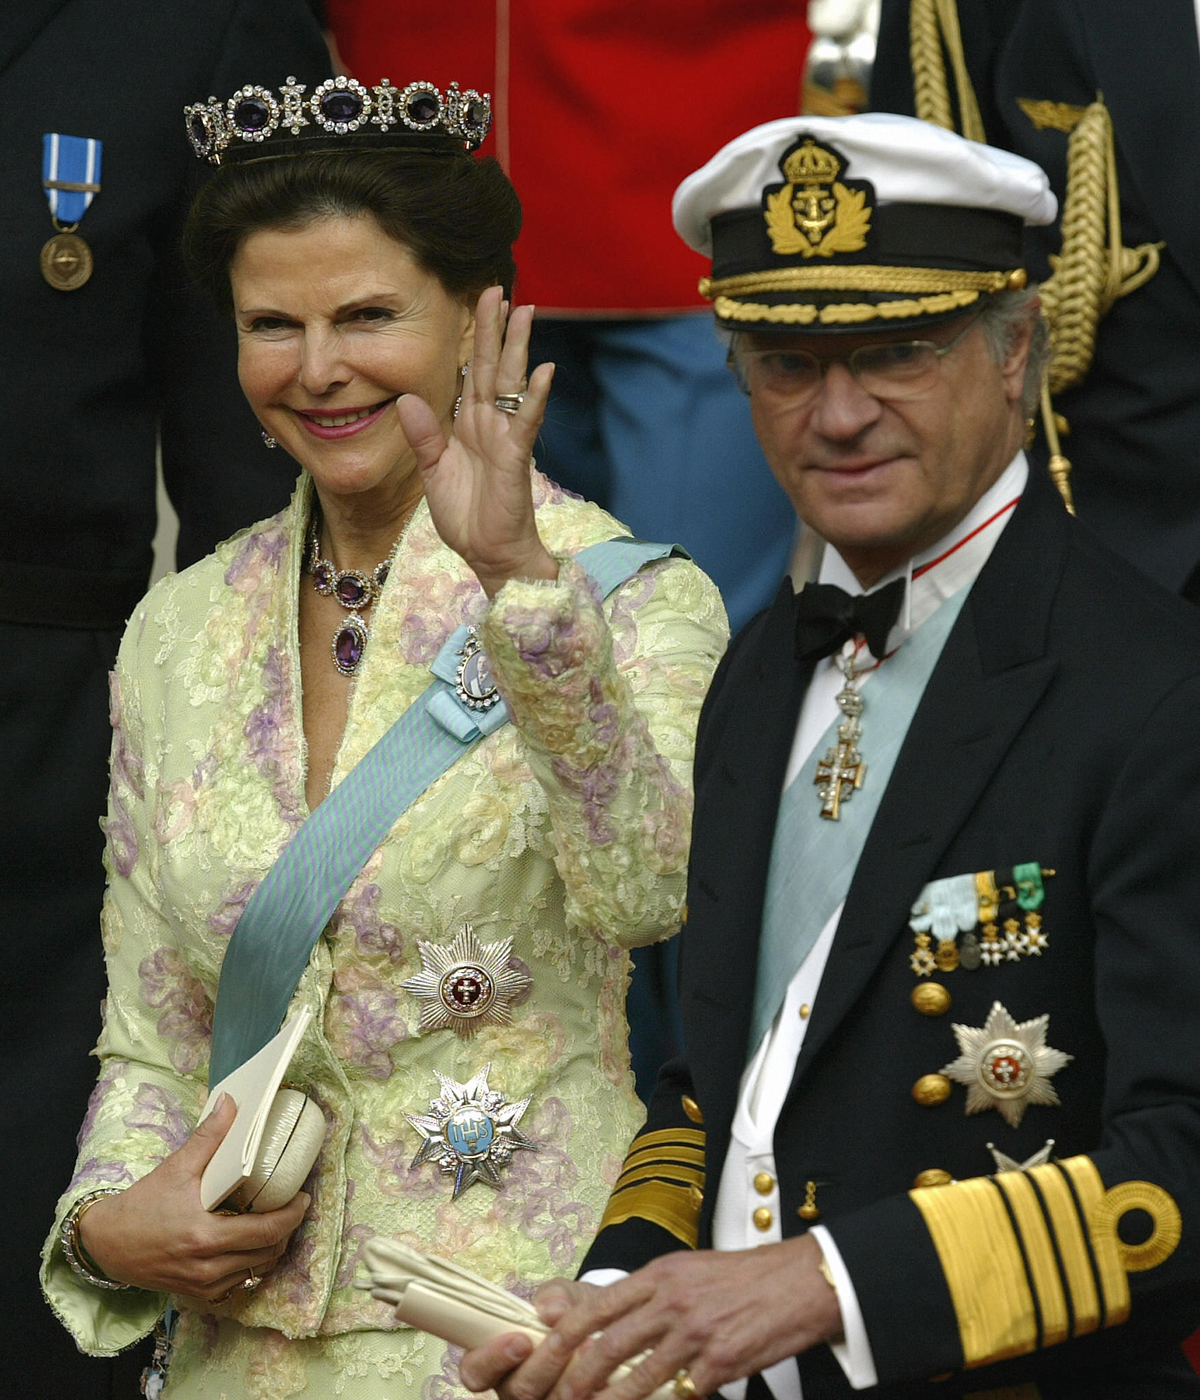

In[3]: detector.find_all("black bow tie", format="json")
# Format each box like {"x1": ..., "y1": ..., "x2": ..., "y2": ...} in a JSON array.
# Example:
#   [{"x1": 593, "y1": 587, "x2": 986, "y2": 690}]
[{"x1": 792, "y1": 576, "x2": 906, "y2": 664}]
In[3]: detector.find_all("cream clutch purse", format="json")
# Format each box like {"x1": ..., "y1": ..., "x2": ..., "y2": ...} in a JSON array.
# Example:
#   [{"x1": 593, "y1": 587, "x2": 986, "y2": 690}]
[
  {"x1": 199, "y1": 1010, "x2": 325, "y2": 1213},
  {"x1": 360, "y1": 1238, "x2": 677, "y2": 1400},
  {"x1": 225, "y1": 1086, "x2": 325, "y2": 1212}
]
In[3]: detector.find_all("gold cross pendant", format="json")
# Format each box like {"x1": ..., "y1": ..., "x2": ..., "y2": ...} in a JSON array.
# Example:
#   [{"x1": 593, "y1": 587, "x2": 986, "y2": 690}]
[
  {"x1": 814, "y1": 654, "x2": 867, "y2": 820},
  {"x1": 814, "y1": 729, "x2": 866, "y2": 819}
]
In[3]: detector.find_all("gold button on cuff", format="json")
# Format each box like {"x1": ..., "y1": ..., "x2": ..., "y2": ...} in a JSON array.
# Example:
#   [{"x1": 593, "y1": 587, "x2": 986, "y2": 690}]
[
  {"x1": 753, "y1": 1171, "x2": 774, "y2": 1196},
  {"x1": 911, "y1": 981, "x2": 952, "y2": 1017},
  {"x1": 912, "y1": 1073, "x2": 953, "y2": 1107},
  {"x1": 799, "y1": 1003, "x2": 811, "y2": 1019},
  {"x1": 913, "y1": 1168, "x2": 954, "y2": 1189},
  {"x1": 681, "y1": 1096, "x2": 704, "y2": 1125},
  {"x1": 753, "y1": 1207, "x2": 773, "y2": 1231}
]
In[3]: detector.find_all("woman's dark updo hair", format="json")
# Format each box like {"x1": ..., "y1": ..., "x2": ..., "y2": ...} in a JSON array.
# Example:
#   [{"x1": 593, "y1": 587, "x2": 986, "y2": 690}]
[{"x1": 182, "y1": 146, "x2": 521, "y2": 314}]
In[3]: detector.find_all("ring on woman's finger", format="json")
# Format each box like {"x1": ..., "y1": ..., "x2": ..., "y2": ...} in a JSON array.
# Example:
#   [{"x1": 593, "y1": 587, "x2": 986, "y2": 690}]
[
  {"x1": 673, "y1": 1369, "x2": 699, "y2": 1400},
  {"x1": 243, "y1": 1268, "x2": 261, "y2": 1292},
  {"x1": 493, "y1": 393, "x2": 525, "y2": 415}
]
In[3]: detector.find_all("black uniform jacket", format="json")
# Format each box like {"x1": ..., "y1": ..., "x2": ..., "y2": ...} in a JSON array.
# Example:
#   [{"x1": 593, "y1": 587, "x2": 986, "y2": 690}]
[
  {"x1": 0, "y1": 0, "x2": 329, "y2": 617},
  {"x1": 583, "y1": 468, "x2": 1200, "y2": 1398},
  {"x1": 871, "y1": 0, "x2": 1200, "y2": 599}
]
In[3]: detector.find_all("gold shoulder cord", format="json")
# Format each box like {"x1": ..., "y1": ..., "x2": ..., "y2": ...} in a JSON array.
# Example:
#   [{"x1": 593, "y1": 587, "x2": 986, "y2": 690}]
[
  {"x1": 909, "y1": 3, "x2": 1164, "y2": 515},
  {"x1": 909, "y1": 0, "x2": 986, "y2": 141},
  {"x1": 1035, "y1": 99, "x2": 1163, "y2": 511}
]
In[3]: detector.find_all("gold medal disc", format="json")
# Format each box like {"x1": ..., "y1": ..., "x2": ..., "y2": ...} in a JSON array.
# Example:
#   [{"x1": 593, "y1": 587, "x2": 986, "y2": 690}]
[{"x1": 40, "y1": 232, "x2": 93, "y2": 291}]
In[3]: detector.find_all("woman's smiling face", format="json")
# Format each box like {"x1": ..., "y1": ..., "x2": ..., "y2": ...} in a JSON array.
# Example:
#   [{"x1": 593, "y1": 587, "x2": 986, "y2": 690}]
[{"x1": 230, "y1": 212, "x2": 475, "y2": 504}]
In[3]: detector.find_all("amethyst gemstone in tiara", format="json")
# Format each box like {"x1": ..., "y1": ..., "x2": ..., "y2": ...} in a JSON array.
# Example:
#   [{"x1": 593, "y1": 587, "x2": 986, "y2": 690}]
[
  {"x1": 406, "y1": 91, "x2": 439, "y2": 124},
  {"x1": 322, "y1": 90, "x2": 363, "y2": 125},
  {"x1": 466, "y1": 99, "x2": 489, "y2": 128},
  {"x1": 233, "y1": 96, "x2": 271, "y2": 132},
  {"x1": 188, "y1": 113, "x2": 209, "y2": 148}
]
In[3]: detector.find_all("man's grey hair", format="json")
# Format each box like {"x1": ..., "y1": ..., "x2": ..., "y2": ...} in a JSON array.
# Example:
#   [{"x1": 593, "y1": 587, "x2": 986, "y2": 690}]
[{"x1": 977, "y1": 286, "x2": 1050, "y2": 417}]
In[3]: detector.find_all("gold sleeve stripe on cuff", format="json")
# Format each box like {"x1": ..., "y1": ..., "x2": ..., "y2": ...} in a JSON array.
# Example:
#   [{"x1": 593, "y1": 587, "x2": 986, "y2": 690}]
[
  {"x1": 912, "y1": 1175, "x2": 1038, "y2": 1368},
  {"x1": 614, "y1": 1163, "x2": 706, "y2": 1192},
  {"x1": 713, "y1": 290, "x2": 981, "y2": 326},
  {"x1": 1026, "y1": 1164, "x2": 1101, "y2": 1336},
  {"x1": 700, "y1": 266, "x2": 1013, "y2": 299},
  {"x1": 1055, "y1": 1156, "x2": 1129, "y2": 1326},
  {"x1": 619, "y1": 1143, "x2": 706, "y2": 1175},
  {"x1": 599, "y1": 1178, "x2": 702, "y2": 1248},
  {"x1": 993, "y1": 1171, "x2": 1070, "y2": 1348},
  {"x1": 626, "y1": 1128, "x2": 705, "y2": 1152},
  {"x1": 913, "y1": 1158, "x2": 1180, "y2": 1370}
]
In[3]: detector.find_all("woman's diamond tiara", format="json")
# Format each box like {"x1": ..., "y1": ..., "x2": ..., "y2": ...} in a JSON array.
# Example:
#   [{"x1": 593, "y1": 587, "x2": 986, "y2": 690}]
[{"x1": 185, "y1": 76, "x2": 492, "y2": 163}]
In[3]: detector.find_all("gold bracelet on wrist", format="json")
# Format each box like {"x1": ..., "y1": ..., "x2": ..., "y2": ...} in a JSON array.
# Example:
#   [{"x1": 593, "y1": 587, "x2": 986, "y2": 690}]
[{"x1": 60, "y1": 1187, "x2": 130, "y2": 1291}]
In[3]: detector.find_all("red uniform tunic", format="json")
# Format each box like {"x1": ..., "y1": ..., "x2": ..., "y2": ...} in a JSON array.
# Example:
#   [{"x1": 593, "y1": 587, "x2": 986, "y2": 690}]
[{"x1": 324, "y1": 0, "x2": 811, "y2": 313}]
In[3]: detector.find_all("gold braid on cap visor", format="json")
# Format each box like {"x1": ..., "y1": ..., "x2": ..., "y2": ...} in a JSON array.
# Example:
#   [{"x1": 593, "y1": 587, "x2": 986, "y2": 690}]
[
  {"x1": 700, "y1": 265, "x2": 1023, "y2": 298},
  {"x1": 713, "y1": 289, "x2": 983, "y2": 326},
  {"x1": 702, "y1": 267, "x2": 1027, "y2": 326}
]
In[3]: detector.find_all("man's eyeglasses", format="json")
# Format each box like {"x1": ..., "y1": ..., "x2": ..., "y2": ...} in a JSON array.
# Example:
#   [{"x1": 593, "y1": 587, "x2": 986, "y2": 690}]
[{"x1": 727, "y1": 312, "x2": 983, "y2": 405}]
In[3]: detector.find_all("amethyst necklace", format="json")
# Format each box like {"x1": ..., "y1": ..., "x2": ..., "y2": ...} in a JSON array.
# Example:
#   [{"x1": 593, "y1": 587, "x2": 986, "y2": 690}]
[{"x1": 306, "y1": 514, "x2": 393, "y2": 676}]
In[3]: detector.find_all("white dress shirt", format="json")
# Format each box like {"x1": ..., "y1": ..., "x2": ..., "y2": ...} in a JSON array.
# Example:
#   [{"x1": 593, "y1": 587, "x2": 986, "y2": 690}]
[{"x1": 586, "y1": 454, "x2": 1029, "y2": 1398}]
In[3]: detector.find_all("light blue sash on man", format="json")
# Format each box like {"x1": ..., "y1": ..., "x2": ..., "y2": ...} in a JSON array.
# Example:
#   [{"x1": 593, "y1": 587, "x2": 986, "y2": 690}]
[
  {"x1": 209, "y1": 537, "x2": 682, "y2": 1086},
  {"x1": 747, "y1": 584, "x2": 970, "y2": 1058}
]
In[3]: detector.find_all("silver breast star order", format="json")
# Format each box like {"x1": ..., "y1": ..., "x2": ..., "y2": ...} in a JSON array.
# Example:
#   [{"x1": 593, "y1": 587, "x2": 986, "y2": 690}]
[
  {"x1": 406, "y1": 1065, "x2": 536, "y2": 1198},
  {"x1": 401, "y1": 922, "x2": 532, "y2": 1039},
  {"x1": 941, "y1": 1000, "x2": 1073, "y2": 1128}
]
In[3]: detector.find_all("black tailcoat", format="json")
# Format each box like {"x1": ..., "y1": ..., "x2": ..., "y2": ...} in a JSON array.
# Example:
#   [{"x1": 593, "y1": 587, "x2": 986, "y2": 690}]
[
  {"x1": 0, "y1": 3, "x2": 328, "y2": 1391},
  {"x1": 584, "y1": 468, "x2": 1200, "y2": 1397},
  {"x1": 871, "y1": 0, "x2": 1200, "y2": 599}
]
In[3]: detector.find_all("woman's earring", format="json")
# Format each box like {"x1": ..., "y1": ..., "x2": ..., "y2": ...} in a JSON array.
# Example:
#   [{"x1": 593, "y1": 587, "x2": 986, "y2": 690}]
[
  {"x1": 261, "y1": 429, "x2": 278, "y2": 449},
  {"x1": 453, "y1": 364, "x2": 468, "y2": 420}
]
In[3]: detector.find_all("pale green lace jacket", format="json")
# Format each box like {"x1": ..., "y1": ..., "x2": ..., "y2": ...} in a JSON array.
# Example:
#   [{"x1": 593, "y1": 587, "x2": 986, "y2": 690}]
[{"x1": 41, "y1": 469, "x2": 727, "y2": 1398}]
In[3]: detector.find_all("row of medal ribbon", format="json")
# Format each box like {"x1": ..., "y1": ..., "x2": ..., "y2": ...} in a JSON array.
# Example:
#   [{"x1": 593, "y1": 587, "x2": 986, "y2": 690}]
[{"x1": 909, "y1": 863, "x2": 1053, "y2": 975}]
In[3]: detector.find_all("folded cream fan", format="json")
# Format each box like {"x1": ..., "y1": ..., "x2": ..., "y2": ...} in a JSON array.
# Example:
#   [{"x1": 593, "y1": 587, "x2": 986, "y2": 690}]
[{"x1": 359, "y1": 1238, "x2": 677, "y2": 1400}]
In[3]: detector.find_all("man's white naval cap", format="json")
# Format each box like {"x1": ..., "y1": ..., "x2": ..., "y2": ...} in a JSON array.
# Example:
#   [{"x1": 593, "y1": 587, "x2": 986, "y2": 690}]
[{"x1": 672, "y1": 112, "x2": 1058, "y2": 334}]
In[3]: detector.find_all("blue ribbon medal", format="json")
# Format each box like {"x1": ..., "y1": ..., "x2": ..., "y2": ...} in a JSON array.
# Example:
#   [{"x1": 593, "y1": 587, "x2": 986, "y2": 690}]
[{"x1": 40, "y1": 133, "x2": 102, "y2": 290}]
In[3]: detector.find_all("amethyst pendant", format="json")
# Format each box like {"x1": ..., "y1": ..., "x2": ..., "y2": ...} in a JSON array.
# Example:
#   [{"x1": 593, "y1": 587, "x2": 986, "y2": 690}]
[{"x1": 333, "y1": 613, "x2": 369, "y2": 676}]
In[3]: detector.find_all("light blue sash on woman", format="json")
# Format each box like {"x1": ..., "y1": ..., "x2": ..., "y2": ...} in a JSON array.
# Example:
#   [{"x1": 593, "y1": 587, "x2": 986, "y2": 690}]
[{"x1": 208, "y1": 538, "x2": 682, "y2": 1086}]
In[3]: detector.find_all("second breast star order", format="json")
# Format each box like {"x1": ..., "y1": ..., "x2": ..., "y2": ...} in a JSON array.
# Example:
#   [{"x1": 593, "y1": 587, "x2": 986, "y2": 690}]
[{"x1": 402, "y1": 922, "x2": 532, "y2": 1039}]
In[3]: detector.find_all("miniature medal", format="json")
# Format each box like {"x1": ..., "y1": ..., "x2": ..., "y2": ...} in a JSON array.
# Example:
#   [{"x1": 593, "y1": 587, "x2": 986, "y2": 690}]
[
  {"x1": 40, "y1": 232, "x2": 93, "y2": 290},
  {"x1": 940, "y1": 1000, "x2": 1072, "y2": 1128},
  {"x1": 41, "y1": 134, "x2": 101, "y2": 291},
  {"x1": 406, "y1": 1065, "x2": 536, "y2": 1198},
  {"x1": 814, "y1": 647, "x2": 866, "y2": 819},
  {"x1": 401, "y1": 922, "x2": 531, "y2": 1039},
  {"x1": 958, "y1": 931, "x2": 983, "y2": 970}
]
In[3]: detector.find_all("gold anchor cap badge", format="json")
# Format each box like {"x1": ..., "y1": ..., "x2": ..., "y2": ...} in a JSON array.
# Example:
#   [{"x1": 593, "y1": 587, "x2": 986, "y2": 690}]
[{"x1": 763, "y1": 136, "x2": 873, "y2": 259}]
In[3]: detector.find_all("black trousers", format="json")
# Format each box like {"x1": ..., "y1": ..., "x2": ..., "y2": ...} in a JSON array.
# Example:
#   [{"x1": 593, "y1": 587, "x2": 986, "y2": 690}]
[{"x1": 0, "y1": 624, "x2": 150, "y2": 1396}]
